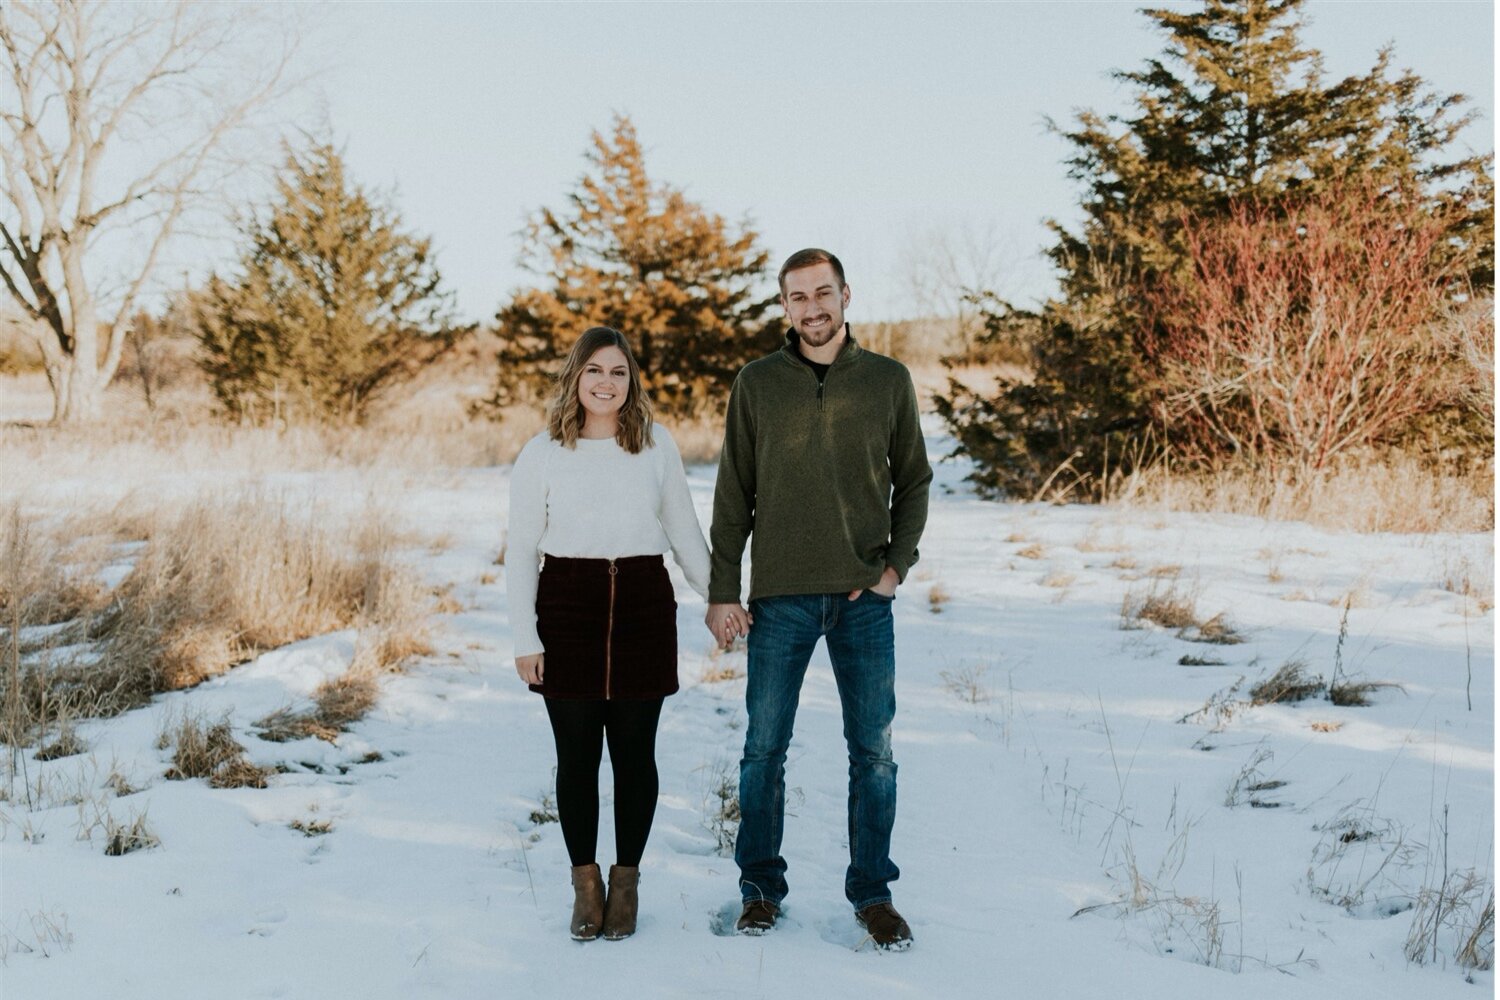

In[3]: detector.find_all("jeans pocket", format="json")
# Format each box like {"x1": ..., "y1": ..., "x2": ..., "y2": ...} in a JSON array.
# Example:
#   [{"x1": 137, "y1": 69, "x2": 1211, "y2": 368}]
[{"x1": 865, "y1": 589, "x2": 895, "y2": 603}]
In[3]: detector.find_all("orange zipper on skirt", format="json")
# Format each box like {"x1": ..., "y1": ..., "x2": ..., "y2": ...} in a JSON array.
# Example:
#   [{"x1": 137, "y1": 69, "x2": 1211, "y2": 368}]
[{"x1": 605, "y1": 560, "x2": 618, "y2": 699}]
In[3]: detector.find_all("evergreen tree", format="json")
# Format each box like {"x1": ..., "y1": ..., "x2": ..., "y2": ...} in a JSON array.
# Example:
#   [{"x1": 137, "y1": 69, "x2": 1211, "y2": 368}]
[
  {"x1": 937, "y1": 0, "x2": 1492, "y2": 499},
  {"x1": 196, "y1": 140, "x2": 462, "y2": 423},
  {"x1": 491, "y1": 115, "x2": 777, "y2": 416}
]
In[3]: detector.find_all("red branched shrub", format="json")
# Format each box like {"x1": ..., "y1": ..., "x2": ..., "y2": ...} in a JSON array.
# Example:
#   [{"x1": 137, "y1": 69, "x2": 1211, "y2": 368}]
[{"x1": 1141, "y1": 182, "x2": 1480, "y2": 476}]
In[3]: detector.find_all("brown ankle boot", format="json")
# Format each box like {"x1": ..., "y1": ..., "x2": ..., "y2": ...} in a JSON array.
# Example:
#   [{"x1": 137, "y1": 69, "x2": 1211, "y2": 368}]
[
  {"x1": 602, "y1": 865, "x2": 639, "y2": 940},
  {"x1": 570, "y1": 863, "x2": 604, "y2": 940}
]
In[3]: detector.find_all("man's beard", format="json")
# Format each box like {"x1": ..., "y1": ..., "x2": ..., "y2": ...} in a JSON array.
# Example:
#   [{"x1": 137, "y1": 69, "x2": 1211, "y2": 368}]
[{"x1": 796, "y1": 315, "x2": 842, "y2": 347}]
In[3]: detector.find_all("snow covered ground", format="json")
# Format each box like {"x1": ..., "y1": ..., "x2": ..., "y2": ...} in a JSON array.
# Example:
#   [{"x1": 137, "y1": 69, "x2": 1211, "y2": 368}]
[{"x1": 3, "y1": 422, "x2": 1493, "y2": 999}]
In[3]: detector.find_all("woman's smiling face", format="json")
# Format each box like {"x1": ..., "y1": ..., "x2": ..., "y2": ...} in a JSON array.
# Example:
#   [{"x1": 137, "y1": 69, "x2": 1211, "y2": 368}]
[{"x1": 577, "y1": 344, "x2": 630, "y2": 425}]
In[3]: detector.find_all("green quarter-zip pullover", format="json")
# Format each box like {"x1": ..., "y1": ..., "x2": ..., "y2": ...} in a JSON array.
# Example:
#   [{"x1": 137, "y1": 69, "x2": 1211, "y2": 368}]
[{"x1": 708, "y1": 330, "x2": 933, "y2": 604}]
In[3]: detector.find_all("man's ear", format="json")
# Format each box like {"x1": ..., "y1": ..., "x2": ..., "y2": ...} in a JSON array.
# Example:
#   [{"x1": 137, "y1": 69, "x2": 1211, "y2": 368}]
[{"x1": 842, "y1": 284, "x2": 852, "y2": 309}]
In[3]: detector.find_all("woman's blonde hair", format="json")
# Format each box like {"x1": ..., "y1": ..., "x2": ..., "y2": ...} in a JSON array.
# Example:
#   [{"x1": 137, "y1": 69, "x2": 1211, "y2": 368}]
[{"x1": 545, "y1": 326, "x2": 654, "y2": 453}]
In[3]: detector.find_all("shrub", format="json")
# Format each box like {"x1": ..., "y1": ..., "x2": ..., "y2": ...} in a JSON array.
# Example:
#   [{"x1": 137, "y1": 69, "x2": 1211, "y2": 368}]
[{"x1": 1141, "y1": 182, "x2": 1486, "y2": 477}]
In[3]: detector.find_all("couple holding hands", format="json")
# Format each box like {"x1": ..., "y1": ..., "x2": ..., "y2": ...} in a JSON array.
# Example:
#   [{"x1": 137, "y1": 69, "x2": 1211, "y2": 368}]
[{"x1": 506, "y1": 248, "x2": 932, "y2": 950}]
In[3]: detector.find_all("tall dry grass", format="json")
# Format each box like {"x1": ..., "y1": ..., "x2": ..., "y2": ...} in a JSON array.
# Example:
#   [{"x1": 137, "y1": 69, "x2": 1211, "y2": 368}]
[
  {"x1": 657, "y1": 414, "x2": 725, "y2": 465},
  {"x1": 0, "y1": 412, "x2": 545, "y2": 494},
  {"x1": 1, "y1": 489, "x2": 435, "y2": 747},
  {"x1": 0, "y1": 393, "x2": 732, "y2": 488},
  {"x1": 1111, "y1": 452, "x2": 1493, "y2": 535}
]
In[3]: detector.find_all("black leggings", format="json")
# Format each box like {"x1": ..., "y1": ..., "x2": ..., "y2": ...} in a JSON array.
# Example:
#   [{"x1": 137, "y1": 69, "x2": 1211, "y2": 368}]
[{"x1": 544, "y1": 697, "x2": 664, "y2": 868}]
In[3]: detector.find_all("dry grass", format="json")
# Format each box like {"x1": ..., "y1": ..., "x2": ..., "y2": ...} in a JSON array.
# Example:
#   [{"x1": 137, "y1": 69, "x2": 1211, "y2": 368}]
[
  {"x1": 289, "y1": 814, "x2": 334, "y2": 837},
  {"x1": 91, "y1": 493, "x2": 409, "y2": 692},
  {"x1": 1441, "y1": 554, "x2": 1495, "y2": 612},
  {"x1": 103, "y1": 809, "x2": 161, "y2": 856},
  {"x1": 1177, "y1": 612, "x2": 1246, "y2": 645},
  {"x1": 1224, "y1": 746, "x2": 1287, "y2": 808},
  {"x1": 939, "y1": 662, "x2": 991, "y2": 704},
  {"x1": 697, "y1": 662, "x2": 742, "y2": 684},
  {"x1": 1114, "y1": 451, "x2": 1493, "y2": 534},
  {"x1": 0, "y1": 406, "x2": 544, "y2": 491},
  {"x1": 700, "y1": 758, "x2": 741, "y2": 857},
  {"x1": 529, "y1": 787, "x2": 559, "y2": 827},
  {"x1": 161, "y1": 714, "x2": 271, "y2": 789},
  {"x1": 1177, "y1": 675, "x2": 1245, "y2": 731},
  {"x1": 0, "y1": 507, "x2": 111, "y2": 630},
  {"x1": 1458, "y1": 893, "x2": 1496, "y2": 971},
  {"x1": 257, "y1": 670, "x2": 380, "y2": 744},
  {"x1": 104, "y1": 768, "x2": 138, "y2": 797},
  {"x1": 1041, "y1": 570, "x2": 1076, "y2": 589},
  {"x1": 1074, "y1": 530, "x2": 1126, "y2": 554},
  {"x1": 1327, "y1": 677, "x2": 1402, "y2": 707},
  {"x1": 33, "y1": 722, "x2": 86, "y2": 761},
  {"x1": 928, "y1": 582, "x2": 951, "y2": 613},
  {"x1": 1330, "y1": 583, "x2": 1376, "y2": 610},
  {"x1": 3, "y1": 507, "x2": 115, "y2": 748},
  {"x1": 1120, "y1": 580, "x2": 1200, "y2": 630},
  {"x1": 1, "y1": 489, "x2": 435, "y2": 747},
  {"x1": 1407, "y1": 870, "x2": 1495, "y2": 970},
  {"x1": 0, "y1": 327, "x2": 542, "y2": 473},
  {"x1": 657, "y1": 414, "x2": 726, "y2": 465},
  {"x1": 1016, "y1": 543, "x2": 1046, "y2": 560},
  {"x1": 1249, "y1": 660, "x2": 1325, "y2": 705}
]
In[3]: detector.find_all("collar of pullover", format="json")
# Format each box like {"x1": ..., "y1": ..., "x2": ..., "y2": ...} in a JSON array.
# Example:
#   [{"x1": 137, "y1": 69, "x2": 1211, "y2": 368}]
[{"x1": 779, "y1": 325, "x2": 863, "y2": 368}]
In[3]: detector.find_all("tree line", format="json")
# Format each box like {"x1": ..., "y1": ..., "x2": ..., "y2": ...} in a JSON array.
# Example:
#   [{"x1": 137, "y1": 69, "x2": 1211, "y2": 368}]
[
  {"x1": 0, "y1": 4, "x2": 775, "y2": 427},
  {"x1": 935, "y1": 0, "x2": 1492, "y2": 497},
  {"x1": 1, "y1": 0, "x2": 1492, "y2": 495}
]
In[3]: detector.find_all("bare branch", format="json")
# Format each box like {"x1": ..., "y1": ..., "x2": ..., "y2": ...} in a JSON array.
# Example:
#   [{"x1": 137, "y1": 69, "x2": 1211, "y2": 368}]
[{"x1": 0, "y1": 0, "x2": 297, "y2": 421}]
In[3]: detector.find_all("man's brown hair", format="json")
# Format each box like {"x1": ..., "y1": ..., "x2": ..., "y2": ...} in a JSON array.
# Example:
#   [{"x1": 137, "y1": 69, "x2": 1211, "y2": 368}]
[{"x1": 778, "y1": 248, "x2": 845, "y2": 293}]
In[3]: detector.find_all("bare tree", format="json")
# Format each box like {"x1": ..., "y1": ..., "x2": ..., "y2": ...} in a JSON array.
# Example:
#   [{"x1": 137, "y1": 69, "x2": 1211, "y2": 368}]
[
  {"x1": 900, "y1": 219, "x2": 1014, "y2": 351},
  {"x1": 0, "y1": 1, "x2": 291, "y2": 423}
]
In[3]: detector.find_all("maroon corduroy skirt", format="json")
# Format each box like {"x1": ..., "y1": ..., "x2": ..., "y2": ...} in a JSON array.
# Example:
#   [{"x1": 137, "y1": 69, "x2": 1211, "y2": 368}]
[{"x1": 531, "y1": 554, "x2": 679, "y2": 700}]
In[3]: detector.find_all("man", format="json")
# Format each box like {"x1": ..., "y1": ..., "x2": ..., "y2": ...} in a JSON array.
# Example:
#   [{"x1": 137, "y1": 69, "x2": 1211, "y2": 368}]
[{"x1": 706, "y1": 248, "x2": 932, "y2": 951}]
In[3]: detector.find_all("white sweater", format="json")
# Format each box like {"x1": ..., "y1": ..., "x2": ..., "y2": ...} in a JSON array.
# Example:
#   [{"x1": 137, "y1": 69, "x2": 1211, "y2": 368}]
[{"x1": 506, "y1": 426, "x2": 711, "y2": 658}]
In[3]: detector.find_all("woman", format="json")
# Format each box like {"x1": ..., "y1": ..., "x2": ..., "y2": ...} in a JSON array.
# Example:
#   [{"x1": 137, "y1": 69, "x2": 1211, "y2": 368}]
[{"x1": 507, "y1": 326, "x2": 710, "y2": 942}]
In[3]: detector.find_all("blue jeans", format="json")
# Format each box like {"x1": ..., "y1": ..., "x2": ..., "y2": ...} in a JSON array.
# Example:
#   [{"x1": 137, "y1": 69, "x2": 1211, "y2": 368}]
[{"x1": 735, "y1": 590, "x2": 899, "y2": 911}]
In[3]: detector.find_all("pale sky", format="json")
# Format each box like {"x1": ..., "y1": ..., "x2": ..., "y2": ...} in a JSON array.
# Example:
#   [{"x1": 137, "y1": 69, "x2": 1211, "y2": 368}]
[{"x1": 276, "y1": 1, "x2": 1494, "y2": 322}]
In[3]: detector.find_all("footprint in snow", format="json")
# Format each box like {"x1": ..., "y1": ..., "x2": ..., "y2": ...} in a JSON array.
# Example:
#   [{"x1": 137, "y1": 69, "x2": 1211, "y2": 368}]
[
  {"x1": 815, "y1": 912, "x2": 871, "y2": 951},
  {"x1": 248, "y1": 905, "x2": 288, "y2": 937},
  {"x1": 708, "y1": 900, "x2": 741, "y2": 936},
  {"x1": 709, "y1": 900, "x2": 804, "y2": 937}
]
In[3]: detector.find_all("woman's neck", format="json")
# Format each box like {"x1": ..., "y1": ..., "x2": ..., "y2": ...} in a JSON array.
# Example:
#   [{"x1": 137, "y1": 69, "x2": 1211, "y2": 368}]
[{"x1": 580, "y1": 415, "x2": 619, "y2": 440}]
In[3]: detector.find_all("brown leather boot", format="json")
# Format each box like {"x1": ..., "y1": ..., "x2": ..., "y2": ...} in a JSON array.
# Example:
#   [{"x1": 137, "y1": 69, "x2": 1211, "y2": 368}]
[
  {"x1": 601, "y1": 865, "x2": 639, "y2": 940},
  {"x1": 856, "y1": 901, "x2": 913, "y2": 951},
  {"x1": 570, "y1": 863, "x2": 604, "y2": 941}
]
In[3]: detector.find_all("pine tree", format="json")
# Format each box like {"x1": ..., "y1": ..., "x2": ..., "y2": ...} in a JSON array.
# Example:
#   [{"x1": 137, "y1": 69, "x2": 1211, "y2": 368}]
[
  {"x1": 937, "y1": 0, "x2": 1492, "y2": 499},
  {"x1": 491, "y1": 115, "x2": 777, "y2": 417},
  {"x1": 196, "y1": 140, "x2": 462, "y2": 423}
]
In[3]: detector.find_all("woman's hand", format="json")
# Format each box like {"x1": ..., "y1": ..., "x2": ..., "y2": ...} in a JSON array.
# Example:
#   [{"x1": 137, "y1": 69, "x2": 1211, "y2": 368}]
[
  {"x1": 516, "y1": 653, "x2": 544, "y2": 685},
  {"x1": 705, "y1": 603, "x2": 753, "y2": 650}
]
